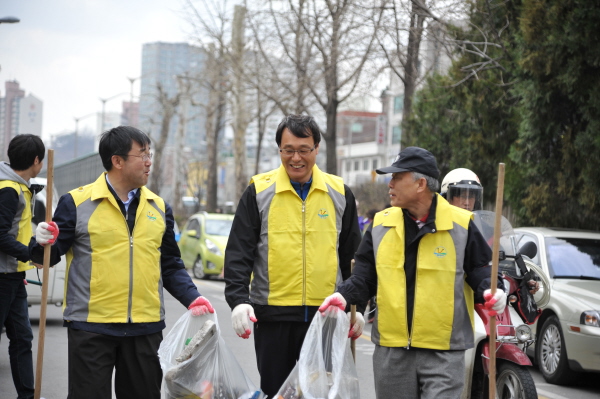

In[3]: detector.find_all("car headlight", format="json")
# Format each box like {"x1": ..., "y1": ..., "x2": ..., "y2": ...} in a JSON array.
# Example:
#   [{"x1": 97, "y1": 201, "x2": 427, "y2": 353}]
[
  {"x1": 205, "y1": 238, "x2": 222, "y2": 256},
  {"x1": 515, "y1": 324, "x2": 532, "y2": 342},
  {"x1": 580, "y1": 310, "x2": 600, "y2": 327}
]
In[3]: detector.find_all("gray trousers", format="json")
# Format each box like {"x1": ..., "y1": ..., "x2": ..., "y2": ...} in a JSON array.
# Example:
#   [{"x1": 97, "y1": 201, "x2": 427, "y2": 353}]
[{"x1": 373, "y1": 345, "x2": 465, "y2": 399}]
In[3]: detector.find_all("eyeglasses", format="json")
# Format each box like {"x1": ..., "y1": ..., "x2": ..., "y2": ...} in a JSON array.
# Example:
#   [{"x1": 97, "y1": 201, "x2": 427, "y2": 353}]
[
  {"x1": 279, "y1": 147, "x2": 316, "y2": 157},
  {"x1": 116, "y1": 152, "x2": 153, "y2": 162}
]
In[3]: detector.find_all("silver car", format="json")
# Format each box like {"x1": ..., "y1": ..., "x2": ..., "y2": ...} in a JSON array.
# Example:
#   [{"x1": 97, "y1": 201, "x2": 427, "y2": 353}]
[{"x1": 513, "y1": 227, "x2": 600, "y2": 384}]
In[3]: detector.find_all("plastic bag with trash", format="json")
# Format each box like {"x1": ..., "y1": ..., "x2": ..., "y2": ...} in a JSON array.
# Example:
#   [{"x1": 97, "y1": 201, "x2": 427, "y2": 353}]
[
  {"x1": 158, "y1": 310, "x2": 264, "y2": 399},
  {"x1": 275, "y1": 307, "x2": 360, "y2": 399}
]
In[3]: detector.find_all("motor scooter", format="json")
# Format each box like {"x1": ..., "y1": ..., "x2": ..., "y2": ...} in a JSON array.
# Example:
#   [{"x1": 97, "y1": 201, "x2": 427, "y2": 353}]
[{"x1": 463, "y1": 211, "x2": 551, "y2": 399}]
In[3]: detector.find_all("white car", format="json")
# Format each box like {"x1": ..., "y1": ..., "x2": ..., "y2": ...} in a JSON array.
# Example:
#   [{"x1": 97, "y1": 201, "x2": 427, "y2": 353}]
[
  {"x1": 26, "y1": 177, "x2": 66, "y2": 307},
  {"x1": 513, "y1": 227, "x2": 600, "y2": 384}
]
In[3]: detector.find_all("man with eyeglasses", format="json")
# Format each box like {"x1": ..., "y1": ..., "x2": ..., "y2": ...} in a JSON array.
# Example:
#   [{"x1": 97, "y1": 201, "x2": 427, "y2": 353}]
[
  {"x1": 32, "y1": 126, "x2": 214, "y2": 399},
  {"x1": 224, "y1": 114, "x2": 362, "y2": 397}
]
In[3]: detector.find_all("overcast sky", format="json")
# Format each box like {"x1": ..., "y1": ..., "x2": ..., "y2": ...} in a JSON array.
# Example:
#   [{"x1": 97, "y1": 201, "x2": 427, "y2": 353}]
[{"x1": 1, "y1": 0, "x2": 195, "y2": 141}]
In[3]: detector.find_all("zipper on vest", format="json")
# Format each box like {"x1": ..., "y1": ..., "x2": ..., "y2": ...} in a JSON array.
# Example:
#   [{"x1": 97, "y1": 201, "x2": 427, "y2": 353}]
[
  {"x1": 406, "y1": 262, "x2": 418, "y2": 350},
  {"x1": 302, "y1": 200, "x2": 306, "y2": 305}
]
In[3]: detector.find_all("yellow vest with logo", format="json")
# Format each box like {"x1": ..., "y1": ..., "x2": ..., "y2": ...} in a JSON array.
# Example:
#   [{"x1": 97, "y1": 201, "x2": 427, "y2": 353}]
[
  {"x1": 0, "y1": 180, "x2": 34, "y2": 273},
  {"x1": 63, "y1": 173, "x2": 166, "y2": 323},
  {"x1": 250, "y1": 164, "x2": 347, "y2": 306},
  {"x1": 372, "y1": 195, "x2": 475, "y2": 350}
]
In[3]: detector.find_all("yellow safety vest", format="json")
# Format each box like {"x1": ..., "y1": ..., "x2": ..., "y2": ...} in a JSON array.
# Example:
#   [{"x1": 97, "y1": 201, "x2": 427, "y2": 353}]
[
  {"x1": 0, "y1": 180, "x2": 34, "y2": 273},
  {"x1": 63, "y1": 173, "x2": 166, "y2": 323},
  {"x1": 372, "y1": 195, "x2": 475, "y2": 350},
  {"x1": 250, "y1": 164, "x2": 347, "y2": 306}
]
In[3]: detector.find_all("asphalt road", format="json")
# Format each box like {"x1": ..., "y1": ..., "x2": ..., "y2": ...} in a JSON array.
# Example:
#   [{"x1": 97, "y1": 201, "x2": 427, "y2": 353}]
[{"x1": 2, "y1": 276, "x2": 599, "y2": 398}]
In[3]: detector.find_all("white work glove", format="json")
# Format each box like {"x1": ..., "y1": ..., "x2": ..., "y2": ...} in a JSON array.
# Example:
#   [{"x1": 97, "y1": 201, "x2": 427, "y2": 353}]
[
  {"x1": 318, "y1": 292, "x2": 347, "y2": 313},
  {"x1": 348, "y1": 312, "x2": 365, "y2": 341},
  {"x1": 231, "y1": 303, "x2": 257, "y2": 339},
  {"x1": 36, "y1": 222, "x2": 59, "y2": 245},
  {"x1": 483, "y1": 289, "x2": 507, "y2": 316},
  {"x1": 188, "y1": 296, "x2": 214, "y2": 316}
]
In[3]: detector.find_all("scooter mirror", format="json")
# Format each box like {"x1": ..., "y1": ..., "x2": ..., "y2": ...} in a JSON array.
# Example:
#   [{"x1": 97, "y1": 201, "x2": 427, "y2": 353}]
[{"x1": 519, "y1": 241, "x2": 537, "y2": 259}]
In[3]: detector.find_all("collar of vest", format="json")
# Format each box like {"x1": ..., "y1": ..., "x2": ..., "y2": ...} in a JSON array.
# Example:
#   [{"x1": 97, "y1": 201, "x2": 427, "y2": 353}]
[
  {"x1": 379, "y1": 194, "x2": 467, "y2": 232},
  {"x1": 273, "y1": 164, "x2": 329, "y2": 195},
  {"x1": 90, "y1": 173, "x2": 159, "y2": 203}
]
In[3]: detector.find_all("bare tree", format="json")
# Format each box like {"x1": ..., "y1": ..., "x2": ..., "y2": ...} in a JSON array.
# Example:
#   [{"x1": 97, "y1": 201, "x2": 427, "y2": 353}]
[
  {"x1": 147, "y1": 82, "x2": 181, "y2": 194},
  {"x1": 254, "y1": 0, "x2": 386, "y2": 174},
  {"x1": 183, "y1": 0, "x2": 232, "y2": 212},
  {"x1": 377, "y1": 0, "x2": 470, "y2": 146},
  {"x1": 231, "y1": 5, "x2": 250, "y2": 204}
]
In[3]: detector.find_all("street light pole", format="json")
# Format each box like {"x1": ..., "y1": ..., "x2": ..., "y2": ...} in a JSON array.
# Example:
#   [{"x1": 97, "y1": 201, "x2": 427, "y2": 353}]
[
  {"x1": 126, "y1": 76, "x2": 140, "y2": 126},
  {"x1": 73, "y1": 113, "x2": 96, "y2": 159},
  {"x1": 99, "y1": 92, "x2": 129, "y2": 133}
]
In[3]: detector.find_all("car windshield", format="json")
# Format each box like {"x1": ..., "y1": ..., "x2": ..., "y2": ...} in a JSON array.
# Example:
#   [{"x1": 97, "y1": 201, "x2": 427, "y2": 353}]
[
  {"x1": 205, "y1": 219, "x2": 233, "y2": 236},
  {"x1": 545, "y1": 237, "x2": 600, "y2": 279}
]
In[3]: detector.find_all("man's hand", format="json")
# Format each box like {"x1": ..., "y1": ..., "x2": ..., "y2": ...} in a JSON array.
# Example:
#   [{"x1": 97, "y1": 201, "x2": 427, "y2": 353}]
[
  {"x1": 318, "y1": 293, "x2": 347, "y2": 313},
  {"x1": 483, "y1": 289, "x2": 507, "y2": 316},
  {"x1": 36, "y1": 222, "x2": 59, "y2": 245},
  {"x1": 232, "y1": 304, "x2": 257, "y2": 339},
  {"x1": 528, "y1": 280, "x2": 540, "y2": 295},
  {"x1": 33, "y1": 263, "x2": 44, "y2": 269},
  {"x1": 349, "y1": 312, "x2": 365, "y2": 340},
  {"x1": 188, "y1": 296, "x2": 214, "y2": 316}
]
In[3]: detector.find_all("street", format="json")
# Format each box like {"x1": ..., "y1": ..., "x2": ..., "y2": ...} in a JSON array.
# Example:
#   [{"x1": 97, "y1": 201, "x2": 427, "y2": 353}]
[{"x1": 1, "y1": 276, "x2": 599, "y2": 398}]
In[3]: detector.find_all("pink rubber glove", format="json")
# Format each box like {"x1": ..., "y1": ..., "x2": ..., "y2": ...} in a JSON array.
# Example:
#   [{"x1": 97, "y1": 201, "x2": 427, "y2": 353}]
[
  {"x1": 318, "y1": 293, "x2": 347, "y2": 313},
  {"x1": 231, "y1": 304, "x2": 257, "y2": 339},
  {"x1": 483, "y1": 289, "x2": 507, "y2": 316},
  {"x1": 36, "y1": 221, "x2": 59, "y2": 245},
  {"x1": 188, "y1": 296, "x2": 215, "y2": 316}
]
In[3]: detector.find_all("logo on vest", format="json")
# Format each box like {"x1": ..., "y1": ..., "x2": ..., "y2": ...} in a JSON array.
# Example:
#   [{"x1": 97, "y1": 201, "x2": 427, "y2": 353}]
[
  {"x1": 146, "y1": 211, "x2": 157, "y2": 221},
  {"x1": 434, "y1": 246, "x2": 447, "y2": 257},
  {"x1": 318, "y1": 209, "x2": 329, "y2": 219}
]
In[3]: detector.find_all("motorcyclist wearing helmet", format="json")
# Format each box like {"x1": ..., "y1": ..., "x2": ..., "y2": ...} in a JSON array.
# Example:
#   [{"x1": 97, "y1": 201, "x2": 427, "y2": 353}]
[
  {"x1": 441, "y1": 168, "x2": 483, "y2": 211},
  {"x1": 441, "y1": 168, "x2": 540, "y2": 295}
]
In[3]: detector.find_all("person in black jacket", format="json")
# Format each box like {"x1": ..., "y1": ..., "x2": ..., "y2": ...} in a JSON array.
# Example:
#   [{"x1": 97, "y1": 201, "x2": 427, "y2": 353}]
[
  {"x1": 0, "y1": 134, "x2": 45, "y2": 399},
  {"x1": 224, "y1": 115, "x2": 362, "y2": 397}
]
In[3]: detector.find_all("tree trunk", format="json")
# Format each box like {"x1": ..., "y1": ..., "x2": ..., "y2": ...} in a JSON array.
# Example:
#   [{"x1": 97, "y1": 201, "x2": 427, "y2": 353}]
[
  {"x1": 149, "y1": 104, "x2": 175, "y2": 194},
  {"x1": 401, "y1": 2, "x2": 425, "y2": 148}
]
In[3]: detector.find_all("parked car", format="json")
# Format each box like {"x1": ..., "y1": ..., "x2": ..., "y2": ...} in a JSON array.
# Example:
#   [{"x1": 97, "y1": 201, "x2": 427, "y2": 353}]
[
  {"x1": 513, "y1": 227, "x2": 600, "y2": 384},
  {"x1": 26, "y1": 177, "x2": 66, "y2": 307},
  {"x1": 178, "y1": 212, "x2": 234, "y2": 279}
]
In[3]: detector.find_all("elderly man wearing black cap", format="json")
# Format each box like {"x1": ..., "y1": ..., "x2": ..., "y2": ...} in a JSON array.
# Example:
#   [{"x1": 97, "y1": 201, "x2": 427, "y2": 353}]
[{"x1": 319, "y1": 146, "x2": 506, "y2": 398}]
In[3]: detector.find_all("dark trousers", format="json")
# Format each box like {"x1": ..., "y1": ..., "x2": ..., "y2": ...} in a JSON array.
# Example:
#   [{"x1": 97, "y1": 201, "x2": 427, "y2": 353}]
[
  {"x1": 0, "y1": 277, "x2": 35, "y2": 399},
  {"x1": 253, "y1": 320, "x2": 311, "y2": 398},
  {"x1": 67, "y1": 328, "x2": 163, "y2": 399}
]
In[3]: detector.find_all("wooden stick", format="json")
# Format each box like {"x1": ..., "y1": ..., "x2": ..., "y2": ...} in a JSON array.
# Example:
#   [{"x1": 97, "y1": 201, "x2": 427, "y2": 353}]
[
  {"x1": 35, "y1": 149, "x2": 54, "y2": 399},
  {"x1": 350, "y1": 259, "x2": 356, "y2": 362},
  {"x1": 488, "y1": 163, "x2": 505, "y2": 399}
]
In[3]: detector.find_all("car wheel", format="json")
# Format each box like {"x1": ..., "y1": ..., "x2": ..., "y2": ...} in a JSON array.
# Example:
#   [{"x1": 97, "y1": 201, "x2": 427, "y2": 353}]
[
  {"x1": 536, "y1": 315, "x2": 577, "y2": 384},
  {"x1": 192, "y1": 256, "x2": 206, "y2": 279},
  {"x1": 496, "y1": 360, "x2": 538, "y2": 399}
]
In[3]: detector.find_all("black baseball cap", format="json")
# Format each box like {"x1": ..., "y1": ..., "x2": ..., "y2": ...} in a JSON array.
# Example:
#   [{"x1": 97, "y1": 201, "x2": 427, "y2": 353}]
[{"x1": 376, "y1": 146, "x2": 440, "y2": 179}]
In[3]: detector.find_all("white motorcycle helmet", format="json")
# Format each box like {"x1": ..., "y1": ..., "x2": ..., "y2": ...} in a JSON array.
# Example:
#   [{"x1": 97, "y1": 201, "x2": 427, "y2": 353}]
[{"x1": 441, "y1": 168, "x2": 483, "y2": 211}]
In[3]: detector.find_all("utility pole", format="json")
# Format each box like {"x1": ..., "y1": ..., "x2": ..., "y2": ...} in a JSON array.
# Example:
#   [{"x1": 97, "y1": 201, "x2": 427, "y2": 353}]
[{"x1": 231, "y1": 5, "x2": 248, "y2": 206}]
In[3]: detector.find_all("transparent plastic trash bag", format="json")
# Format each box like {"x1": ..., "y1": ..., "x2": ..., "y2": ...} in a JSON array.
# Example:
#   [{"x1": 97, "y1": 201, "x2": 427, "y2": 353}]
[
  {"x1": 275, "y1": 307, "x2": 360, "y2": 399},
  {"x1": 158, "y1": 310, "x2": 264, "y2": 399}
]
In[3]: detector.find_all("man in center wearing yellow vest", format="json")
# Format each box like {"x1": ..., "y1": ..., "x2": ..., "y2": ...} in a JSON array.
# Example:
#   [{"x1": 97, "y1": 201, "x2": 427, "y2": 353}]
[
  {"x1": 319, "y1": 146, "x2": 506, "y2": 398},
  {"x1": 224, "y1": 114, "x2": 362, "y2": 398}
]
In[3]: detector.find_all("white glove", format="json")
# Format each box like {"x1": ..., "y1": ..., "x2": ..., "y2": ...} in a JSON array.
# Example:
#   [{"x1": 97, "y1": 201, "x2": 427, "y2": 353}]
[
  {"x1": 483, "y1": 289, "x2": 507, "y2": 316},
  {"x1": 36, "y1": 222, "x2": 59, "y2": 245},
  {"x1": 348, "y1": 312, "x2": 365, "y2": 340},
  {"x1": 318, "y1": 292, "x2": 347, "y2": 313},
  {"x1": 231, "y1": 303, "x2": 257, "y2": 339}
]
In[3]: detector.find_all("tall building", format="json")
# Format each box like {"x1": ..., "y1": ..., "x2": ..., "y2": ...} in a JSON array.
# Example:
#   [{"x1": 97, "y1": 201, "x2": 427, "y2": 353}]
[
  {"x1": 0, "y1": 80, "x2": 43, "y2": 160},
  {"x1": 139, "y1": 42, "x2": 207, "y2": 153}
]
